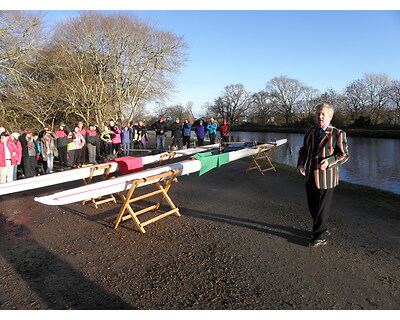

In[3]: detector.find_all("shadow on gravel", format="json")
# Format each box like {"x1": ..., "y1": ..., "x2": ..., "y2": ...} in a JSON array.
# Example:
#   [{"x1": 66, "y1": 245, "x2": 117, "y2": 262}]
[
  {"x1": 183, "y1": 209, "x2": 310, "y2": 247},
  {"x1": 0, "y1": 214, "x2": 133, "y2": 310}
]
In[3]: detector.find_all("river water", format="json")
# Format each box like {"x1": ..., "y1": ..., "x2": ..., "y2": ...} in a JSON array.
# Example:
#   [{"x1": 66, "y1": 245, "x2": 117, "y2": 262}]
[{"x1": 229, "y1": 131, "x2": 400, "y2": 194}]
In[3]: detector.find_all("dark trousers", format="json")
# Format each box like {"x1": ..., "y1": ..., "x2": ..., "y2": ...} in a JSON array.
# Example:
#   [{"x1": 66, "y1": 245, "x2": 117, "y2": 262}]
[
  {"x1": 183, "y1": 136, "x2": 190, "y2": 148},
  {"x1": 209, "y1": 133, "x2": 216, "y2": 144},
  {"x1": 73, "y1": 148, "x2": 82, "y2": 166},
  {"x1": 112, "y1": 143, "x2": 121, "y2": 155},
  {"x1": 172, "y1": 137, "x2": 183, "y2": 150},
  {"x1": 306, "y1": 174, "x2": 334, "y2": 240},
  {"x1": 221, "y1": 136, "x2": 230, "y2": 143},
  {"x1": 23, "y1": 156, "x2": 37, "y2": 178},
  {"x1": 57, "y1": 146, "x2": 68, "y2": 167},
  {"x1": 104, "y1": 143, "x2": 113, "y2": 159}
]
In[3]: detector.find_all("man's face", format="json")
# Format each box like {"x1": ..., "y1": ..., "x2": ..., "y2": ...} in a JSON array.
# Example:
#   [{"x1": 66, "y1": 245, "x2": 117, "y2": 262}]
[
  {"x1": 315, "y1": 107, "x2": 333, "y2": 128},
  {"x1": 1, "y1": 136, "x2": 9, "y2": 143}
]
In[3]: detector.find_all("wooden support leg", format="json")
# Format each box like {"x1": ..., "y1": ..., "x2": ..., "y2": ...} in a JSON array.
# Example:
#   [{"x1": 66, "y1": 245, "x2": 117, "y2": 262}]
[
  {"x1": 82, "y1": 164, "x2": 117, "y2": 207},
  {"x1": 245, "y1": 146, "x2": 277, "y2": 175},
  {"x1": 113, "y1": 169, "x2": 180, "y2": 234}
]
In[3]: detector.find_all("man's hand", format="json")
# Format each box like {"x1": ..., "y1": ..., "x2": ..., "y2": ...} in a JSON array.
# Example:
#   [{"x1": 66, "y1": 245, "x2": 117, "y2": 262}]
[
  {"x1": 319, "y1": 159, "x2": 329, "y2": 170},
  {"x1": 297, "y1": 166, "x2": 305, "y2": 176}
]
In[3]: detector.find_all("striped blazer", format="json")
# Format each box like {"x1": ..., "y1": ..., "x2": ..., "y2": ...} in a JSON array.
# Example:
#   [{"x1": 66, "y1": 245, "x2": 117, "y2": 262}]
[{"x1": 297, "y1": 125, "x2": 349, "y2": 189}]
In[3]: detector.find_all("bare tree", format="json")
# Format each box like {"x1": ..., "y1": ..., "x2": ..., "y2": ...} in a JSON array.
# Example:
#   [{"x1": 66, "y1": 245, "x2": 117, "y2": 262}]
[
  {"x1": 265, "y1": 76, "x2": 306, "y2": 125},
  {"x1": 164, "y1": 104, "x2": 185, "y2": 120},
  {"x1": 249, "y1": 90, "x2": 276, "y2": 125},
  {"x1": 363, "y1": 73, "x2": 392, "y2": 124},
  {"x1": 210, "y1": 84, "x2": 252, "y2": 125},
  {"x1": 318, "y1": 88, "x2": 346, "y2": 111},
  {"x1": 344, "y1": 79, "x2": 369, "y2": 121},
  {"x1": 0, "y1": 11, "x2": 45, "y2": 92},
  {"x1": 344, "y1": 74, "x2": 392, "y2": 124},
  {"x1": 51, "y1": 11, "x2": 188, "y2": 125},
  {"x1": 299, "y1": 86, "x2": 321, "y2": 118},
  {"x1": 389, "y1": 80, "x2": 400, "y2": 125}
]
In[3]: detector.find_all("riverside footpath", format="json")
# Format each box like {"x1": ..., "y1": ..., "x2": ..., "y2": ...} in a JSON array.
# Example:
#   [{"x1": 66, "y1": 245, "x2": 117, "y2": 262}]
[{"x1": 0, "y1": 135, "x2": 399, "y2": 310}]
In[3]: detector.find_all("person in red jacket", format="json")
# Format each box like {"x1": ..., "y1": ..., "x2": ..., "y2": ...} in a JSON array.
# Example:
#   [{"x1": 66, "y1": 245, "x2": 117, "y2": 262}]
[
  {"x1": 55, "y1": 122, "x2": 71, "y2": 170},
  {"x1": 85, "y1": 124, "x2": 100, "y2": 164},
  {"x1": 219, "y1": 119, "x2": 230, "y2": 143},
  {"x1": 0, "y1": 132, "x2": 18, "y2": 183},
  {"x1": 10, "y1": 132, "x2": 22, "y2": 180}
]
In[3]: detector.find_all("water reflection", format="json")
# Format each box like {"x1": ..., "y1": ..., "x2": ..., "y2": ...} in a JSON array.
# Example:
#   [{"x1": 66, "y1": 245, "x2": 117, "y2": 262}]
[{"x1": 230, "y1": 131, "x2": 400, "y2": 194}]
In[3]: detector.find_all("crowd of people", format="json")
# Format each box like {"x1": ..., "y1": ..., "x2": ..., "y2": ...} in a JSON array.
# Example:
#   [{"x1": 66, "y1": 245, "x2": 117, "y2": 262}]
[
  {"x1": 0, "y1": 120, "x2": 148, "y2": 184},
  {"x1": 151, "y1": 117, "x2": 230, "y2": 151},
  {"x1": 0, "y1": 117, "x2": 231, "y2": 184}
]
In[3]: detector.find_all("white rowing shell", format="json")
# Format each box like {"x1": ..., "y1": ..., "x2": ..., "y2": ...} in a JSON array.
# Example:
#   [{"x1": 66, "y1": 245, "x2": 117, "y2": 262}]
[
  {"x1": 0, "y1": 143, "x2": 220, "y2": 196},
  {"x1": 34, "y1": 140, "x2": 286, "y2": 206}
]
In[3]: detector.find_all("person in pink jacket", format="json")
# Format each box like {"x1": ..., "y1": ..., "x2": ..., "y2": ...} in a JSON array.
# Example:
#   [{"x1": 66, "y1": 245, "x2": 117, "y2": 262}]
[
  {"x1": 0, "y1": 132, "x2": 18, "y2": 183},
  {"x1": 10, "y1": 132, "x2": 22, "y2": 180},
  {"x1": 109, "y1": 120, "x2": 122, "y2": 156}
]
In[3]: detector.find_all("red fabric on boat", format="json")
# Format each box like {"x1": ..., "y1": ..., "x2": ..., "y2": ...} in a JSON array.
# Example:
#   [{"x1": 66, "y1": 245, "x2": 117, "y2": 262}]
[{"x1": 113, "y1": 156, "x2": 144, "y2": 175}]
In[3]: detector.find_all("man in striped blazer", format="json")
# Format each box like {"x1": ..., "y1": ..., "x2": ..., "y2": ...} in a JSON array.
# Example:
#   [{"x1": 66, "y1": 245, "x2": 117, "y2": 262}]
[{"x1": 297, "y1": 103, "x2": 349, "y2": 248}]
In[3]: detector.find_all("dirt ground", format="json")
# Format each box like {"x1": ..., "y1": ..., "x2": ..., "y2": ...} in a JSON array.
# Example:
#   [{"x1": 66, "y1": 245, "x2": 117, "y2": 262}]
[{"x1": 0, "y1": 137, "x2": 399, "y2": 310}]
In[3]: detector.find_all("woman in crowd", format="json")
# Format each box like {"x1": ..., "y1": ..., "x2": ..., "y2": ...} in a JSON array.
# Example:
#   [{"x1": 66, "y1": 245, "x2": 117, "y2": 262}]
[
  {"x1": 85, "y1": 124, "x2": 100, "y2": 164},
  {"x1": 77, "y1": 121, "x2": 87, "y2": 164},
  {"x1": 109, "y1": 120, "x2": 122, "y2": 156},
  {"x1": 67, "y1": 131, "x2": 75, "y2": 168},
  {"x1": 219, "y1": 119, "x2": 230, "y2": 143},
  {"x1": 55, "y1": 122, "x2": 71, "y2": 170},
  {"x1": 136, "y1": 121, "x2": 148, "y2": 149},
  {"x1": 100, "y1": 125, "x2": 114, "y2": 161},
  {"x1": 170, "y1": 118, "x2": 183, "y2": 150},
  {"x1": 10, "y1": 132, "x2": 22, "y2": 180},
  {"x1": 20, "y1": 131, "x2": 39, "y2": 178},
  {"x1": 72, "y1": 126, "x2": 86, "y2": 168},
  {"x1": 206, "y1": 118, "x2": 218, "y2": 144},
  {"x1": 182, "y1": 119, "x2": 192, "y2": 148},
  {"x1": 121, "y1": 125, "x2": 133, "y2": 156},
  {"x1": 195, "y1": 120, "x2": 206, "y2": 146},
  {"x1": 0, "y1": 132, "x2": 18, "y2": 183},
  {"x1": 40, "y1": 127, "x2": 57, "y2": 173}
]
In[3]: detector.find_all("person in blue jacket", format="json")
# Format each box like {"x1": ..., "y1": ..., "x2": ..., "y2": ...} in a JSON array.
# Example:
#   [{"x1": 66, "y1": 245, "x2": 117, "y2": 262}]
[
  {"x1": 182, "y1": 119, "x2": 192, "y2": 148},
  {"x1": 206, "y1": 118, "x2": 218, "y2": 144},
  {"x1": 121, "y1": 125, "x2": 133, "y2": 156},
  {"x1": 195, "y1": 120, "x2": 206, "y2": 146}
]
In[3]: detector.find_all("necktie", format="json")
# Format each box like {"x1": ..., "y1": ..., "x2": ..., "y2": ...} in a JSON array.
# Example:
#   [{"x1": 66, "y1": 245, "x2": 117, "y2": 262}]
[{"x1": 316, "y1": 128, "x2": 324, "y2": 142}]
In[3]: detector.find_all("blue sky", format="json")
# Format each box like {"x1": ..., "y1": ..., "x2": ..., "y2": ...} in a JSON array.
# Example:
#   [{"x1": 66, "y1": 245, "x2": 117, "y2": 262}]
[{"x1": 7, "y1": 2, "x2": 400, "y2": 116}]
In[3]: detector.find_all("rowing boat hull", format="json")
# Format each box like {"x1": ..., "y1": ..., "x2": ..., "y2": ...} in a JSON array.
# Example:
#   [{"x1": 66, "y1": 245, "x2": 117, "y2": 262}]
[
  {"x1": 34, "y1": 140, "x2": 286, "y2": 206},
  {"x1": 0, "y1": 144, "x2": 220, "y2": 196}
]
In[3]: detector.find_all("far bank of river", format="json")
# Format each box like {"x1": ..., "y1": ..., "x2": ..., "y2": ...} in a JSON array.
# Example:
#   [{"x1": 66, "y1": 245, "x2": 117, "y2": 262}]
[{"x1": 232, "y1": 126, "x2": 400, "y2": 139}]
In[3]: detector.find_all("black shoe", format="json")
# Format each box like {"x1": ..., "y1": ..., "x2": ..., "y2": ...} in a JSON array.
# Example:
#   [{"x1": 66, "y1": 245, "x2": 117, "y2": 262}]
[
  {"x1": 308, "y1": 238, "x2": 327, "y2": 248},
  {"x1": 310, "y1": 230, "x2": 331, "y2": 240}
]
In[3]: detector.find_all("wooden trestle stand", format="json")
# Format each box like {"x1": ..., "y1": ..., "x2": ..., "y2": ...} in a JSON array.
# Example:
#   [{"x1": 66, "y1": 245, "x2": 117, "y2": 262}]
[
  {"x1": 113, "y1": 169, "x2": 180, "y2": 234},
  {"x1": 82, "y1": 164, "x2": 117, "y2": 208},
  {"x1": 157, "y1": 152, "x2": 177, "y2": 166},
  {"x1": 245, "y1": 144, "x2": 278, "y2": 175},
  {"x1": 156, "y1": 152, "x2": 179, "y2": 183}
]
